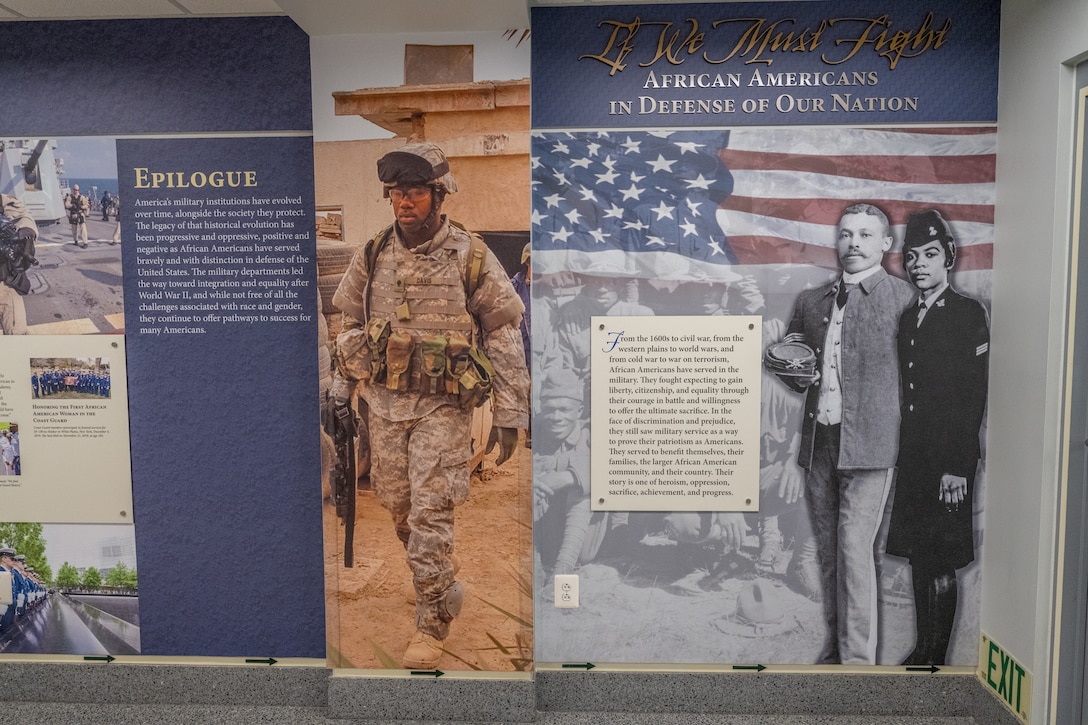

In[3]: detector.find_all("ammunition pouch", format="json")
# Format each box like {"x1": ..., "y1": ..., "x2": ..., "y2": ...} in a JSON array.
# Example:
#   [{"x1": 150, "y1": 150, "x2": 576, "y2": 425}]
[
  {"x1": 334, "y1": 329, "x2": 371, "y2": 382},
  {"x1": 357, "y1": 324, "x2": 493, "y2": 406},
  {"x1": 366, "y1": 318, "x2": 391, "y2": 384},
  {"x1": 420, "y1": 334, "x2": 448, "y2": 395},
  {"x1": 385, "y1": 330, "x2": 414, "y2": 391},
  {"x1": 445, "y1": 335, "x2": 472, "y2": 395},
  {"x1": 458, "y1": 347, "x2": 494, "y2": 410},
  {"x1": 438, "y1": 581, "x2": 464, "y2": 623}
]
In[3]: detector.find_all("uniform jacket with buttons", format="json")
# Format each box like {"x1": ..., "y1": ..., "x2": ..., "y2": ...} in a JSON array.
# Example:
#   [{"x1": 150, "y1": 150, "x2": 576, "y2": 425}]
[
  {"x1": 897, "y1": 288, "x2": 988, "y2": 477},
  {"x1": 785, "y1": 266, "x2": 915, "y2": 470}
]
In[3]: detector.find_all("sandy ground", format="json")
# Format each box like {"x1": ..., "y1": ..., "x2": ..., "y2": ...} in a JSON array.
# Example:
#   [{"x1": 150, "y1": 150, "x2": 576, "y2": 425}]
[{"x1": 323, "y1": 442, "x2": 533, "y2": 672}]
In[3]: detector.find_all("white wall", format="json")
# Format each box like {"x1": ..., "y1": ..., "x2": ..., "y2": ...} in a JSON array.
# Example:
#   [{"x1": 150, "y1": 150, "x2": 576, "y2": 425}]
[
  {"x1": 987, "y1": 0, "x2": 1088, "y2": 721},
  {"x1": 309, "y1": 30, "x2": 531, "y2": 142}
]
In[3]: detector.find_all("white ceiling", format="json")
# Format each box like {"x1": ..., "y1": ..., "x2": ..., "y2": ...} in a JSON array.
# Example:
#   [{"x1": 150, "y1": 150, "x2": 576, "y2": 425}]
[{"x1": 0, "y1": 0, "x2": 532, "y2": 32}]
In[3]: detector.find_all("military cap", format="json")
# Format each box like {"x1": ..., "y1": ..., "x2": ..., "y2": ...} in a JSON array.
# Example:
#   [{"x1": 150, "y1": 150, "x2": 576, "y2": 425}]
[
  {"x1": 377, "y1": 142, "x2": 457, "y2": 193},
  {"x1": 903, "y1": 209, "x2": 956, "y2": 269},
  {"x1": 0, "y1": 547, "x2": 13, "y2": 559},
  {"x1": 14, "y1": 555, "x2": 25, "y2": 562},
  {"x1": 540, "y1": 368, "x2": 584, "y2": 402},
  {"x1": 736, "y1": 579, "x2": 786, "y2": 626},
  {"x1": 763, "y1": 339, "x2": 817, "y2": 377}
]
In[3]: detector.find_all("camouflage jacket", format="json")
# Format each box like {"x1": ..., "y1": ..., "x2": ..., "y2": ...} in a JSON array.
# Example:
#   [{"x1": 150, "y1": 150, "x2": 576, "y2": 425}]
[{"x1": 333, "y1": 218, "x2": 529, "y2": 428}]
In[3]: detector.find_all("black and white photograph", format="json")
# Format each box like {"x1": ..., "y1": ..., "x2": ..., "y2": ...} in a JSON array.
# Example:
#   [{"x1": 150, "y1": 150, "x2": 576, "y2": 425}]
[{"x1": 531, "y1": 126, "x2": 994, "y2": 666}]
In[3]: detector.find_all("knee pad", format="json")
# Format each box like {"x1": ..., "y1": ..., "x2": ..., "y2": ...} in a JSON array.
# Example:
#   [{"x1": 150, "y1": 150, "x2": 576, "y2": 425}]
[{"x1": 438, "y1": 581, "x2": 463, "y2": 622}]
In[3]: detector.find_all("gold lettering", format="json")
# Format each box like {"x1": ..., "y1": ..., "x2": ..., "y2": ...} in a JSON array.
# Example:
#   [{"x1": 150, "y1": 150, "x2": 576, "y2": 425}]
[
  {"x1": 638, "y1": 18, "x2": 704, "y2": 67},
  {"x1": 876, "y1": 13, "x2": 950, "y2": 69},
  {"x1": 705, "y1": 18, "x2": 827, "y2": 66},
  {"x1": 822, "y1": 16, "x2": 891, "y2": 65},
  {"x1": 128, "y1": 169, "x2": 259, "y2": 189},
  {"x1": 579, "y1": 19, "x2": 644, "y2": 76}
]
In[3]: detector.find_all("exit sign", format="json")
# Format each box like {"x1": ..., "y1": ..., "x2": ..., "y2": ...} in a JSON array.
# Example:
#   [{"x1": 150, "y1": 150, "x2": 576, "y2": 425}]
[{"x1": 979, "y1": 633, "x2": 1031, "y2": 723}]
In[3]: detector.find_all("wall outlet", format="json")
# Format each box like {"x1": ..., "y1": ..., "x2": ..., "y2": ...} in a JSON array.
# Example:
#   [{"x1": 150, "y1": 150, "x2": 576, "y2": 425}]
[{"x1": 554, "y1": 574, "x2": 579, "y2": 608}]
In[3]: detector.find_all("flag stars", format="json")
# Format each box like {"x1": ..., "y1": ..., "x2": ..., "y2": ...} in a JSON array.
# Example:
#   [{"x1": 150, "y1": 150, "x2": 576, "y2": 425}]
[
  {"x1": 621, "y1": 136, "x2": 641, "y2": 154},
  {"x1": 684, "y1": 174, "x2": 713, "y2": 190},
  {"x1": 629, "y1": 170, "x2": 646, "y2": 183},
  {"x1": 707, "y1": 240, "x2": 726, "y2": 256},
  {"x1": 543, "y1": 193, "x2": 563, "y2": 209},
  {"x1": 551, "y1": 227, "x2": 573, "y2": 243},
  {"x1": 685, "y1": 198, "x2": 703, "y2": 216},
  {"x1": 595, "y1": 169, "x2": 619, "y2": 185},
  {"x1": 564, "y1": 208, "x2": 583, "y2": 225},
  {"x1": 623, "y1": 219, "x2": 649, "y2": 231},
  {"x1": 619, "y1": 183, "x2": 644, "y2": 201},
  {"x1": 674, "y1": 140, "x2": 704, "y2": 154},
  {"x1": 552, "y1": 170, "x2": 570, "y2": 186},
  {"x1": 570, "y1": 157, "x2": 592, "y2": 169},
  {"x1": 530, "y1": 208, "x2": 545, "y2": 226},
  {"x1": 552, "y1": 140, "x2": 570, "y2": 154},
  {"x1": 680, "y1": 220, "x2": 698, "y2": 237},
  {"x1": 651, "y1": 201, "x2": 675, "y2": 220},
  {"x1": 576, "y1": 185, "x2": 597, "y2": 201},
  {"x1": 645, "y1": 236, "x2": 669, "y2": 247},
  {"x1": 647, "y1": 154, "x2": 677, "y2": 173},
  {"x1": 603, "y1": 203, "x2": 624, "y2": 219},
  {"x1": 589, "y1": 228, "x2": 609, "y2": 244},
  {"x1": 586, "y1": 142, "x2": 601, "y2": 157}
]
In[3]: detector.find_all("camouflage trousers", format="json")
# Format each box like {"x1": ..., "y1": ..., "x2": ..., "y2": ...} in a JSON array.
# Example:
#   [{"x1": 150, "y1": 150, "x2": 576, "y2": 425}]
[
  {"x1": 0, "y1": 284, "x2": 26, "y2": 335},
  {"x1": 369, "y1": 403, "x2": 471, "y2": 639}
]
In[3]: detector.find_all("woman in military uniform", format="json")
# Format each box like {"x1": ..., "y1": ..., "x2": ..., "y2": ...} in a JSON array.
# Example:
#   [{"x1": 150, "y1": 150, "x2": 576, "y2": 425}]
[{"x1": 887, "y1": 209, "x2": 989, "y2": 666}]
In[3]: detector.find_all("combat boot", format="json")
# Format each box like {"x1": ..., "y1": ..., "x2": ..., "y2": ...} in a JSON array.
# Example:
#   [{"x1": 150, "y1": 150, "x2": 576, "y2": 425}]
[
  {"x1": 401, "y1": 631, "x2": 444, "y2": 669},
  {"x1": 406, "y1": 553, "x2": 461, "y2": 605}
]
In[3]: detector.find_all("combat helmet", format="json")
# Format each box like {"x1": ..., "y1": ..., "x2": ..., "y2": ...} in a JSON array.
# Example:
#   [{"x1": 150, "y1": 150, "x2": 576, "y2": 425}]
[{"x1": 377, "y1": 142, "x2": 458, "y2": 198}]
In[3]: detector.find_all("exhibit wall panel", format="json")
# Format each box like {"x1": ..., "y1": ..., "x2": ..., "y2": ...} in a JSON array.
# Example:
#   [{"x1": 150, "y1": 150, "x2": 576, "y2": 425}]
[
  {"x1": 531, "y1": 0, "x2": 1000, "y2": 668},
  {"x1": 0, "y1": 17, "x2": 325, "y2": 659}
]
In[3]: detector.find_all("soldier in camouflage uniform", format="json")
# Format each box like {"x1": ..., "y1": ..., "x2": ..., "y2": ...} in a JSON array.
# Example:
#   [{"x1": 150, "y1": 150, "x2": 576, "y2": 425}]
[
  {"x1": 0, "y1": 194, "x2": 39, "y2": 335},
  {"x1": 333, "y1": 142, "x2": 529, "y2": 670}
]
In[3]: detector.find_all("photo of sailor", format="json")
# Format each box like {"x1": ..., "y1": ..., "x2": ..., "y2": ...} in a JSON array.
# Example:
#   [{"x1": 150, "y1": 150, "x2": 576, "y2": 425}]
[
  {"x1": 5, "y1": 137, "x2": 123, "y2": 334},
  {"x1": 0, "y1": 424, "x2": 19, "y2": 476}
]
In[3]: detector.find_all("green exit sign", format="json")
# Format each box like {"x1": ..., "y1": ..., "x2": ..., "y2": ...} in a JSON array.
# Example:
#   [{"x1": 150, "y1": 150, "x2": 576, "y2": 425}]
[{"x1": 979, "y1": 633, "x2": 1031, "y2": 723}]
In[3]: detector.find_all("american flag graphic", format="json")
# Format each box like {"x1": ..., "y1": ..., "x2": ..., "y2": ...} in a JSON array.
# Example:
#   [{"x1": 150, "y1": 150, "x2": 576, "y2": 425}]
[{"x1": 531, "y1": 126, "x2": 996, "y2": 281}]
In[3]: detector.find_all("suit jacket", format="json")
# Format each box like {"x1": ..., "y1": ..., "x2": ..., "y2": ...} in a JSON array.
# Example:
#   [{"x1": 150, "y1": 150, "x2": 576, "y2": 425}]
[
  {"x1": 897, "y1": 287, "x2": 989, "y2": 476},
  {"x1": 786, "y1": 267, "x2": 915, "y2": 469}
]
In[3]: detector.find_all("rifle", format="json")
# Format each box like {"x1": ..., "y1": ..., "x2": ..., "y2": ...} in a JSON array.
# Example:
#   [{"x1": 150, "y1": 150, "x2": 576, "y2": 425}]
[{"x1": 324, "y1": 377, "x2": 368, "y2": 567}]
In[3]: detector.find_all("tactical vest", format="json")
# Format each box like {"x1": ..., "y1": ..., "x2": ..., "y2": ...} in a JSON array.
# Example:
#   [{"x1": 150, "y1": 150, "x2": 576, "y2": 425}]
[
  {"x1": 67, "y1": 194, "x2": 86, "y2": 223},
  {"x1": 355, "y1": 225, "x2": 494, "y2": 407}
]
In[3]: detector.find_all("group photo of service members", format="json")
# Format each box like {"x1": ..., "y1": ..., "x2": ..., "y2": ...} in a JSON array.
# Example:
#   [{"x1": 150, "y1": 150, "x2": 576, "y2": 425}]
[
  {"x1": 0, "y1": 547, "x2": 48, "y2": 636},
  {"x1": 30, "y1": 358, "x2": 111, "y2": 399}
]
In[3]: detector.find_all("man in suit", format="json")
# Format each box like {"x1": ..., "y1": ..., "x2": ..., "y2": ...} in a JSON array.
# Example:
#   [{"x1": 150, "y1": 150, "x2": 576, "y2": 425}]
[
  {"x1": 887, "y1": 209, "x2": 989, "y2": 665},
  {"x1": 776, "y1": 202, "x2": 915, "y2": 663}
]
